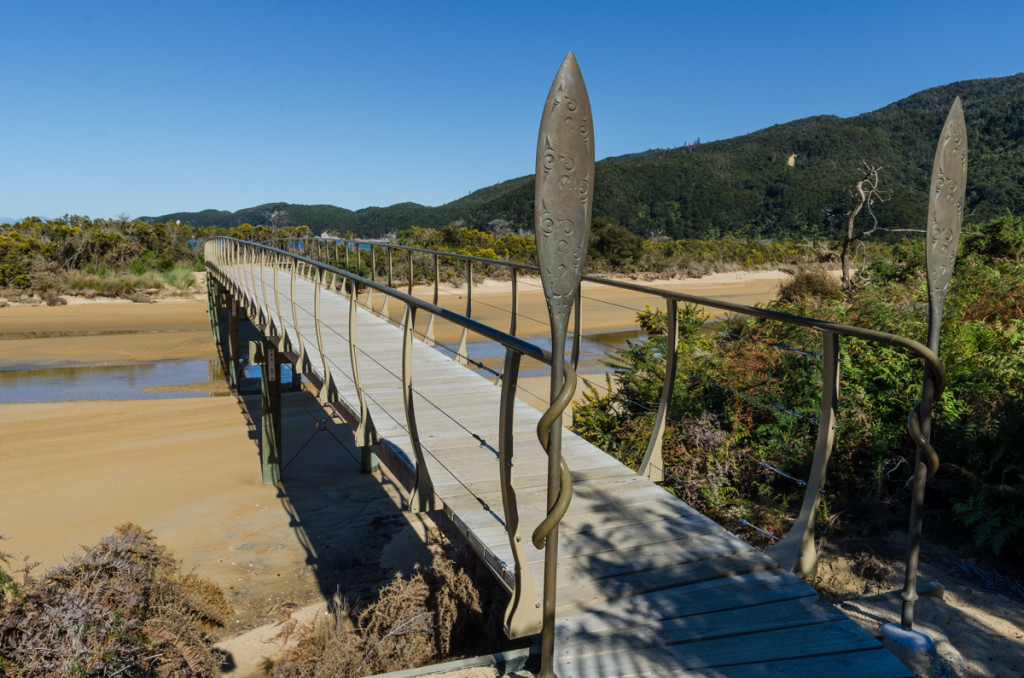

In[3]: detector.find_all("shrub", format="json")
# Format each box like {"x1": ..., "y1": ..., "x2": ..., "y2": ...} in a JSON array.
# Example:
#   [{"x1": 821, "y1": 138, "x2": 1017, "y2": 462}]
[
  {"x1": 273, "y1": 554, "x2": 494, "y2": 677},
  {"x1": 0, "y1": 524, "x2": 229, "y2": 677},
  {"x1": 777, "y1": 269, "x2": 844, "y2": 303},
  {"x1": 573, "y1": 216, "x2": 1024, "y2": 561},
  {"x1": 161, "y1": 267, "x2": 198, "y2": 293}
]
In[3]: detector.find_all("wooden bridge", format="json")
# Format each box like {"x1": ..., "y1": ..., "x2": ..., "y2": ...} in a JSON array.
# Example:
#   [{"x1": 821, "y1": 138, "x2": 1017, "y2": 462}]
[
  {"x1": 205, "y1": 238, "x2": 921, "y2": 677},
  {"x1": 199, "y1": 52, "x2": 965, "y2": 678}
]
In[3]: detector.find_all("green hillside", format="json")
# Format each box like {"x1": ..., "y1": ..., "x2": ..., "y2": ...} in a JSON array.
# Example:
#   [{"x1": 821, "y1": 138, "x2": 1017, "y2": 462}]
[{"x1": 146, "y1": 73, "x2": 1024, "y2": 239}]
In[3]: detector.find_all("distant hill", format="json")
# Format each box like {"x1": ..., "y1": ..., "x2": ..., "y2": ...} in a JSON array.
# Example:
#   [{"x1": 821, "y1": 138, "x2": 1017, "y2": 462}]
[{"x1": 145, "y1": 73, "x2": 1024, "y2": 239}]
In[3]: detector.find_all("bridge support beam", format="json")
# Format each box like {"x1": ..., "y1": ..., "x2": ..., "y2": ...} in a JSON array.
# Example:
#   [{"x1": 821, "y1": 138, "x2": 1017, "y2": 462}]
[
  {"x1": 250, "y1": 339, "x2": 282, "y2": 485},
  {"x1": 227, "y1": 295, "x2": 241, "y2": 395},
  {"x1": 361, "y1": 446, "x2": 379, "y2": 474},
  {"x1": 207, "y1": 276, "x2": 221, "y2": 346}
]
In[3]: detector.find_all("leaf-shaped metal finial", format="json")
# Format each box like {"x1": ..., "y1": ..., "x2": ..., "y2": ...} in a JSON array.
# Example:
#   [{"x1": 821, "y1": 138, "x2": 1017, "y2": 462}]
[
  {"x1": 535, "y1": 51, "x2": 595, "y2": 336},
  {"x1": 925, "y1": 96, "x2": 967, "y2": 351},
  {"x1": 533, "y1": 51, "x2": 594, "y2": 678},
  {"x1": 887, "y1": 97, "x2": 967, "y2": 643}
]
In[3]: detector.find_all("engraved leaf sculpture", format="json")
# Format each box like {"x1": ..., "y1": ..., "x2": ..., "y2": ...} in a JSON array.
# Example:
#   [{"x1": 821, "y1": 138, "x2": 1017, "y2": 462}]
[
  {"x1": 926, "y1": 96, "x2": 967, "y2": 348},
  {"x1": 535, "y1": 51, "x2": 595, "y2": 335}
]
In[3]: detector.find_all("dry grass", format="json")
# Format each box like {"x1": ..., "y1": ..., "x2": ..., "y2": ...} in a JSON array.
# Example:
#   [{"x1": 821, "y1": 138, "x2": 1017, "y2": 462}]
[
  {"x1": 777, "y1": 268, "x2": 844, "y2": 303},
  {"x1": 63, "y1": 267, "x2": 197, "y2": 298},
  {"x1": 273, "y1": 553, "x2": 495, "y2": 677},
  {"x1": 0, "y1": 523, "x2": 230, "y2": 677}
]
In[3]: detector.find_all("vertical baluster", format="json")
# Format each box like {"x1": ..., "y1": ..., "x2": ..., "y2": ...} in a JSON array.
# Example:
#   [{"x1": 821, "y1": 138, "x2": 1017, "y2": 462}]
[
  {"x1": 259, "y1": 248, "x2": 272, "y2": 335},
  {"x1": 765, "y1": 330, "x2": 840, "y2": 577},
  {"x1": 403, "y1": 304, "x2": 435, "y2": 512},
  {"x1": 313, "y1": 268, "x2": 337, "y2": 403},
  {"x1": 639, "y1": 298, "x2": 679, "y2": 483},
  {"x1": 274, "y1": 253, "x2": 287, "y2": 353},
  {"x1": 455, "y1": 259, "x2": 471, "y2": 365},
  {"x1": 367, "y1": 245, "x2": 377, "y2": 314},
  {"x1": 400, "y1": 248, "x2": 413, "y2": 329},
  {"x1": 348, "y1": 271, "x2": 379, "y2": 468},
  {"x1": 407, "y1": 248, "x2": 414, "y2": 296},
  {"x1": 571, "y1": 286, "x2": 582, "y2": 370},
  {"x1": 510, "y1": 268, "x2": 519, "y2": 337},
  {"x1": 246, "y1": 244, "x2": 258, "y2": 317},
  {"x1": 381, "y1": 247, "x2": 394, "y2": 321},
  {"x1": 498, "y1": 347, "x2": 542, "y2": 638},
  {"x1": 290, "y1": 255, "x2": 306, "y2": 373},
  {"x1": 227, "y1": 295, "x2": 240, "y2": 395},
  {"x1": 423, "y1": 253, "x2": 439, "y2": 346},
  {"x1": 355, "y1": 244, "x2": 363, "y2": 305}
]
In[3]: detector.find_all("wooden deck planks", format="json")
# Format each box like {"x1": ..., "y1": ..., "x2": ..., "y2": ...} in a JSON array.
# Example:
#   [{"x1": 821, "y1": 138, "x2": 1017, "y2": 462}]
[{"x1": 221, "y1": 267, "x2": 912, "y2": 677}]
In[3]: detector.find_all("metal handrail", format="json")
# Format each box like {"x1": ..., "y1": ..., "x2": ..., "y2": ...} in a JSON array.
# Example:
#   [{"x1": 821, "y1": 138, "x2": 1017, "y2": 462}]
[
  {"x1": 273, "y1": 237, "x2": 546, "y2": 359},
  {"x1": 276, "y1": 233, "x2": 946, "y2": 578},
  {"x1": 278, "y1": 235, "x2": 942, "y2": 369}
]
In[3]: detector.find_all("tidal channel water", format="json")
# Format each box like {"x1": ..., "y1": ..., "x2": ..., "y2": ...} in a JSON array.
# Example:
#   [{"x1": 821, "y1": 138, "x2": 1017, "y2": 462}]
[
  {"x1": 0, "y1": 360, "x2": 226, "y2": 403},
  {"x1": 0, "y1": 330, "x2": 632, "y2": 405}
]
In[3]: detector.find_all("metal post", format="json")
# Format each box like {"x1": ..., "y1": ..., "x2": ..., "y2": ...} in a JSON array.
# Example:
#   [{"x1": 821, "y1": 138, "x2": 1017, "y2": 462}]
[
  {"x1": 228, "y1": 296, "x2": 240, "y2": 395},
  {"x1": 766, "y1": 330, "x2": 840, "y2": 577},
  {"x1": 455, "y1": 260, "x2": 471, "y2": 365},
  {"x1": 424, "y1": 253, "x2": 439, "y2": 346},
  {"x1": 498, "y1": 347, "x2": 542, "y2": 637},
  {"x1": 883, "y1": 97, "x2": 966, "y2": 648},
  {"x1": 571, "y1": 286, "x2": 582, "y2": 370},
  {"x1": 251, "y1": 340, "x2": 282, "y2": 485},
  {"x1": 348, "y1": 265, "x2": 378, "y2": 470},
  {"x1": 532, "y1": 52, "x2": 593, "y2": 678},
  {"x1": 403, "y1": 305, "x2": 435, "y2": 512},
  {"x1": 207, "y1": 277, "x2": 221, "y2": 345},
  {"x1": 639, "y1": 298, "x2": 680, "y2": 483},
  {"x1": 510, "y1": 268, "x2": 519, "y2": 336}
]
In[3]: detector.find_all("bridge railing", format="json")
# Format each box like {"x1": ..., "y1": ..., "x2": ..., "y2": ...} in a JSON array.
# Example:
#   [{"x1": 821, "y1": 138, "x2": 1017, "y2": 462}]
[
  {"x1": 275, "y1": 236, "x2": 547, "y2": 366},
  {"x1": 275, "y1": 234, "x2": 945, "y2": 579},
  {"x1": 205, "y1": 235, "x2": 570, "y2": 639}
]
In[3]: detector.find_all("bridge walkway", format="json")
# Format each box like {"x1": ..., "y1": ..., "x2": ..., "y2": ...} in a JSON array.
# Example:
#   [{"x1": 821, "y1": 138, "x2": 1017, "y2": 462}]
[{"x1": 220, "y1": 265, "x2": 910, "y2": 677}]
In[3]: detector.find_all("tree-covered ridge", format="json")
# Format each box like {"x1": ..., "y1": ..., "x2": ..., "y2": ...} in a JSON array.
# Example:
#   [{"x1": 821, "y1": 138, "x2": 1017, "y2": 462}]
[{"x1": 146, "y1": 73, "x2": 1024, "y2": 239}]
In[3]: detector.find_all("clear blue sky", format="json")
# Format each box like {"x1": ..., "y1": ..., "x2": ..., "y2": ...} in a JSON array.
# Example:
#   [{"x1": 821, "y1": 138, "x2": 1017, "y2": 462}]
[{"x1": 3, "y1": 1, "x2": 1022, "y2": 221}]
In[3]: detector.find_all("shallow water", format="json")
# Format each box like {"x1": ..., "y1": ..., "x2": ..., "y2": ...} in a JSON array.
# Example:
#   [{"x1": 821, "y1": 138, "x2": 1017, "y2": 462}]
[
  {"x1": 0, "y1": 360, "x2": 225, "y2": 403},
  {"x1": 438, "y1": 328, "x2": 647, "y2": 380},
  {"x1": 0, "y1": 322, "x2": 627, "y2": 405}
]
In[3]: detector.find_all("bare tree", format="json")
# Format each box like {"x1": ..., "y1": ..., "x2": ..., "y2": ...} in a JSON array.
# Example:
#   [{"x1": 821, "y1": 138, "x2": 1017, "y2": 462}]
[
  {"x1": 839, "y1": 162, "x2": 924, "y2": 292},
  {"x1": 264, "y1": 208, "x2": 288, "y2": 230}
]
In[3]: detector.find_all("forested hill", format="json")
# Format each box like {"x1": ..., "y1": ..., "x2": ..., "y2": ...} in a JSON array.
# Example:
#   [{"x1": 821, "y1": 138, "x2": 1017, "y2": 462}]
[{"x1": 148, "y1": 73, "x2": 1024, "y2": 239}]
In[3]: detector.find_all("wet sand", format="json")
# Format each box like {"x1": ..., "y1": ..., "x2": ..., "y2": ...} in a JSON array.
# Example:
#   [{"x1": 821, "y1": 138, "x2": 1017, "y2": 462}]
[{"x1": 0, "y1": 298, "x2": 215, "y2": 368}]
